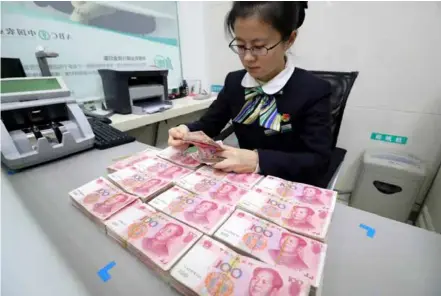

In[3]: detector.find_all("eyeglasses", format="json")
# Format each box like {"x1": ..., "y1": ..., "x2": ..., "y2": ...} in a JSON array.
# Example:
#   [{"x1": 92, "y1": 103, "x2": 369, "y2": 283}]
[{"x1": 229, "y1": 39, "x2": 283, "y2": 56}]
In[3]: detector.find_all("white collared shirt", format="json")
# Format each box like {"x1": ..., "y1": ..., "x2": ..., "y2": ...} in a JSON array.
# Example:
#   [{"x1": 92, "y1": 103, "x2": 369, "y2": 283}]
[{"x1": 241, "y1": 54, "x2": 296, "y2": 95}]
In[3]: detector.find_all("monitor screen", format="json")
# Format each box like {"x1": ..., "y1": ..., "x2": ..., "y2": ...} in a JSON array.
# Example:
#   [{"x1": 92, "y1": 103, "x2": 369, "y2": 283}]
[
  {"x1": 1, "y1": 57, "x2": 26, "y2": 78},
  {"x1": 0, "y1": 78, "x2": 62, "y2": 94}
]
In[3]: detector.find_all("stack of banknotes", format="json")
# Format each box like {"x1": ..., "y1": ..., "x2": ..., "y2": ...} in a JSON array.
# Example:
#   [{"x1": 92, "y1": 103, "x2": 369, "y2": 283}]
[
  {"x1": 256, "y1": 176, "x2": 337, "y2": 207},
  {"x1": 175, "y1": 172, "x2": 249, "y2": 207},
  {"x1": 133, "y1": 157, "x2": 193, "y2": 181},
  {"x1": 108, "y1": 166, "x2": 172, "y2": 201},
  {"x1": 158, "y1": 146, "x2": 202, "y2": 170},
  {"x1": 238, "y1": 188, "x2": 335, "y2": 242},
  {"x1": 105, "y1": 199, "x2": 157, "y2": 246},
  {"x1": 106, "y1": 199, "x2": 202, "y2": 276},
  {"x1": 182, "y1": 131, "x2": 225, "y2": 164},
  {"x1": 148, "y1": 186, "x2": 235, "y2": 235},
  {"x1": 214, "y1": 209, "x2": 327, "y2": 295},
  {"x1": 108, "y1": 157, "x2": 193, "y2": 201},
  {"x1": 107, "y1": 149, "x2": 158, "y2": 173},
  {"x1": 69, "y1": 177, "x2": 138, "y2": 229},
  {"x1": 196, "y1": 166, "x2": 264, "y2": 189},
  {"x1": 170, "y1": 235, "x2": 311, "y2": 296}
]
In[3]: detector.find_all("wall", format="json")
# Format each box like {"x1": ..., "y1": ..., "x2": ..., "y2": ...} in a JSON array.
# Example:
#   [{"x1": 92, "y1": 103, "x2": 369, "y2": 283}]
[
  {"x1": 198, "y1": 1, "x2": 441, "y2": 201},
  {"x1": 424, "y1": 165, "x2": 441, "y2": 232},
  {"x1": 177, "y1": 1, "x2": 211, "y2": 92},
  {"x1": 1, "y1": 1, "x2": 182, "y2": 98}
]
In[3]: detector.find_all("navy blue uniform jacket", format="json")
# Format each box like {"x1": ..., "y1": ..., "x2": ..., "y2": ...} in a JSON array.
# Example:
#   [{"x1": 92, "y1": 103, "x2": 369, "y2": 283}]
[{"x1": 187, "y1": 68, "x2": 332, "y2": 186}]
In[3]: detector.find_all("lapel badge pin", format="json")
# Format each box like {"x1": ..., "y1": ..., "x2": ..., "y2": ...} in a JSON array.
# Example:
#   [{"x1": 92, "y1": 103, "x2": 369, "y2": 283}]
[{"x1": 281, "y1": 113, "x2": 291, "y2": 122}]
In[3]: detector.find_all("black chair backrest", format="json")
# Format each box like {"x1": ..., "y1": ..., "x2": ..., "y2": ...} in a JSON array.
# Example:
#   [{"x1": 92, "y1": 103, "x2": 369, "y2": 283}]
[{"x1": 311, "y1": 71, "x2": 358, "y2": 148}]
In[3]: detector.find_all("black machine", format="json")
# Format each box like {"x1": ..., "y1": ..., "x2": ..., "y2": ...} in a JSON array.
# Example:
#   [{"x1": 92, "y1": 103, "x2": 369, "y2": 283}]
[
  {"x1": 98, "y1": 69, "x2": 170, "y2": 115},
  {"x1": 87, "y1": 117, "x2": 135, "y2": 150},
  {"x1": 1, "y1": 57, "x2": 27, "y2": 78}
]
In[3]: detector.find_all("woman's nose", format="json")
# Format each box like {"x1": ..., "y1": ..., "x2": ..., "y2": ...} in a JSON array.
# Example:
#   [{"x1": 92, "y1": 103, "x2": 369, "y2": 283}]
[{"x1": 243, "y1": 51, "x2": 255, "y2": 62}]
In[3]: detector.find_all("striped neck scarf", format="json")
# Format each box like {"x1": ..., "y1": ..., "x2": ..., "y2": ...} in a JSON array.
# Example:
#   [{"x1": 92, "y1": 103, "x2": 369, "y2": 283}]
[{"x1": 233, "y1": 86, "x2": 282, "y2": 132}]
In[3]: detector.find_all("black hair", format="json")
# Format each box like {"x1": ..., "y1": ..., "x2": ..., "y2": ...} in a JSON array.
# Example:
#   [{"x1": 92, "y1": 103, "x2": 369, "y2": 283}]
[{"x1": 225, "y1": 1, "x2": 308, "y2": 41}]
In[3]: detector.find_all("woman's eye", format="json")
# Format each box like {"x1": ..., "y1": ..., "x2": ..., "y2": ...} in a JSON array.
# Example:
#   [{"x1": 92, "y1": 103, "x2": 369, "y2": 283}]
[{"x1": 253, "y1": 46, "x2": 266, "y2": 52}]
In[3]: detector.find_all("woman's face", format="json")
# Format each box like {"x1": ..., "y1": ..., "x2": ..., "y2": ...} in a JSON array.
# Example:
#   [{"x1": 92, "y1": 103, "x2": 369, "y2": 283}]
[
  {"x1": 195, "y1": 202, "x2": 213, "y2": 214},
  {"x1": 233, "y1": 16, "x2": 292, "y2": 81},
  {"x1": 281, "y1": 235, "x2": 300, "y2": 253},
  {"x1": 291, "y1": 207, "x2": 309, "y2": 221},
  {"x1": 155, "y1": 224, "x2": 179, "y2": 241}
]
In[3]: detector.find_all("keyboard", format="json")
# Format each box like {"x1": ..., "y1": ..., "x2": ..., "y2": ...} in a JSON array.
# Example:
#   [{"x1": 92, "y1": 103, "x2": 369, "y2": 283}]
[{"x1": 87, "y1": 117, "x2": 135, "y2": 150}]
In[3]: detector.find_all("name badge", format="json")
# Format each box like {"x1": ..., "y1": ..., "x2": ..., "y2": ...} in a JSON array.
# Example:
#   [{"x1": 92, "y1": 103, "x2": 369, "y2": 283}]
[{"x1": 264, "y1": 124, "x2": 292, "y2": 136}]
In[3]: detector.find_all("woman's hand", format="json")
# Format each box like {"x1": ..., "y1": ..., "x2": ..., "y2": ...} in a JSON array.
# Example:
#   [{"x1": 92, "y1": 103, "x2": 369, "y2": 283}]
[
  {"x1": 213, "y1": 144, "x2": 258, "y2": 173},
  {"x1": 168, "y1": 125, "x2": 190, "y2": 149}
]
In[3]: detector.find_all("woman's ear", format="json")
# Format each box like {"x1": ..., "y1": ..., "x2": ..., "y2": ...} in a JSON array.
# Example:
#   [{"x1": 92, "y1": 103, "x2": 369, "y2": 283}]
[{"x1": 286, "y1": 31, "x2": 297, "y2": 49}]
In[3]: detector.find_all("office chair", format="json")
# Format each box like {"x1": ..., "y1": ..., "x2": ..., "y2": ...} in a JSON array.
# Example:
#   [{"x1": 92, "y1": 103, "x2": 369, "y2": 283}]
[
  {"x1": 214, "y1": 70, "x2": 359, "y2": 189},
  {"x1": 312, "y1": 70, "x2": 358, "y2": 188}
]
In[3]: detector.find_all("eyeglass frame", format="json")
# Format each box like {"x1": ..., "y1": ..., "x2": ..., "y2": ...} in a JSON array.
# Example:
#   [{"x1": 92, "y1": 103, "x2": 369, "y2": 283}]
[{"x1": 228, "y1": 39, "x2": 284, "y2": 56}]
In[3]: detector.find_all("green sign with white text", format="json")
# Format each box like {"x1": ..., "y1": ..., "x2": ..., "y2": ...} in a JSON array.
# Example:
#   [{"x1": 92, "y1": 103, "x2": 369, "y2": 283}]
[{"x1": 370, "y1": 132, "x2": 408, "y2": 145}]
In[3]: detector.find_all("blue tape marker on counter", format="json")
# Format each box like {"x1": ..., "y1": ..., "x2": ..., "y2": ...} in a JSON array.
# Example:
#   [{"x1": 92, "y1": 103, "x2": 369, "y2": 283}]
[
  {"x1": 97, "y1": 261, "x2": 116, "y2": 282},
  {"x1": 359, "y1": 224, "x2": 376, "y2": 238}
]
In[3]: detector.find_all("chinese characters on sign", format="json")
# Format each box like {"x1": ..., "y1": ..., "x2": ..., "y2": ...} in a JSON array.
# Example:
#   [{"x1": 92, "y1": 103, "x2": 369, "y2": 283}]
[
  {"x1": 370, "y1": 132, "x2": 408, "y2": 145},
  {"x1": 1, "y1": 28, "x2": 72, "y2": 40}
]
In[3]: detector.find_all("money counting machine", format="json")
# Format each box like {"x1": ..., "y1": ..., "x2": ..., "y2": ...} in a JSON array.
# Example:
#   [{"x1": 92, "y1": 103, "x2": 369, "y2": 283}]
[
  {"x1": 98, "y1": 69, "x2": 172, "y2": 115},
  {"x1": 1, "y1": 76, "x2": 94, "y2": 169}
]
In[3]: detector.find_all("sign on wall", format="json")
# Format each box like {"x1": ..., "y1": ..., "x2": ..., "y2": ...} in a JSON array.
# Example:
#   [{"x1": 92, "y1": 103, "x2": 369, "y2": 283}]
[
  {"x1": 370, "y1": 132, "x2": 408, "y2": 145},
  {"x1": 0, "y1": 1, "x2": 182, "y2": 99}
]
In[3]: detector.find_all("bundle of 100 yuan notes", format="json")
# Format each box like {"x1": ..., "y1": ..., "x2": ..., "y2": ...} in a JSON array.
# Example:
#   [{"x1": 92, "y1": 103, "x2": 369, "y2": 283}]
[
  {"x1": 69, "y1": 177, "x2": 138, "y2": 230},
  {"x1": 175, "y1": 171, "x2": 249, "y2": 207},
  {"x1": 214, "y1": 209, "x2": 327, "y2": 295},
  {"x1": 105, "y1": 200, "x2": 202, "y2": 277},
  {"x1": 238, "y1": 188, "x2": 336, "y2": 242},
  {"x1": 170, "y1": 235, "x2": 311, "y2": 296},
  {"x1": 149, "y1": 186, "x2": 235, "y2": 235},
  {"x1": 107, "y1": 148, "x2": 158, "y2": 173},
  {"x1": 196, "y1": 166, "x2": 264, "y2": 190}
]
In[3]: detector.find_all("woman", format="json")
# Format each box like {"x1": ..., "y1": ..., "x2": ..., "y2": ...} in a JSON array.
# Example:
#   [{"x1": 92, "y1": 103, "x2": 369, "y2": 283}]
[{"x1": 168, "y1": 2, "x2": 332, "y2": 186}]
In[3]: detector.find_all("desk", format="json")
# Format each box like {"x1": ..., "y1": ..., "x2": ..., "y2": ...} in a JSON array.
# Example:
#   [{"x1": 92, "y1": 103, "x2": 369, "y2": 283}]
[
  {"x1": 2, "y1": 142, "x2": 441, "y2": 296},
  {"x1": 110, "y1": 95, "x2": 217, "y2": 132}
]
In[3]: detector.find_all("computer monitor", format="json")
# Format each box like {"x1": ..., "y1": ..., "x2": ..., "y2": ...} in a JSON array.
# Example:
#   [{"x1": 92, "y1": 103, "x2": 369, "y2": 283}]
[{"x1": 1, "y1": 57, "x2": 27, "y2": 78}]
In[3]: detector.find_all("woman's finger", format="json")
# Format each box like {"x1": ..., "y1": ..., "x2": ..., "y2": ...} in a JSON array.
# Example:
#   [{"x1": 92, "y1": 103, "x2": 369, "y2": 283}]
[
  {"x1": 168, "y1": 138, "x2": 186, "y2": 147},
  {"x1": 212, "y1": 160, "x2": 233, "y2": 172},
  {"x1": 215, "y1": 150, "x2": 230, "y2": 158}
]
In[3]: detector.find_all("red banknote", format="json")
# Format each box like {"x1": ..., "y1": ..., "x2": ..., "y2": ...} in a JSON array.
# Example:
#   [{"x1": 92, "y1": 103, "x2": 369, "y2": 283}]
[
  {"x1": 69, "y1": 177, "x2": 138, "y2": 227},
  {"x1": 149, "y1": 186, "x2": 235, "y2": 235},
  {"x1": 108, "y1": 167, "x2": 171, "y2": 201},
  {"x1": 170, "y1": 235, "x2": 310, "y2": 296},
  {"x1": 175, "y1": 172, "x2": 248, "y2": 207},
  {"x1": 238, "y1": 189, "x2": 335, "y2": 242},
  {"x1": 256, "y1": 176, "x2": 337, "y2": 208},
  {"x1": 215, "y1": 209, "x2": 327, "y2": 292}
]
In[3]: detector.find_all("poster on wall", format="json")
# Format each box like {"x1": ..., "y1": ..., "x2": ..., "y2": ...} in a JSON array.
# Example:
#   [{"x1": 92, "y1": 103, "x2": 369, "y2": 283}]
[{"x1": 0, "y1": 1, "x2": 182, "y2": 99}]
